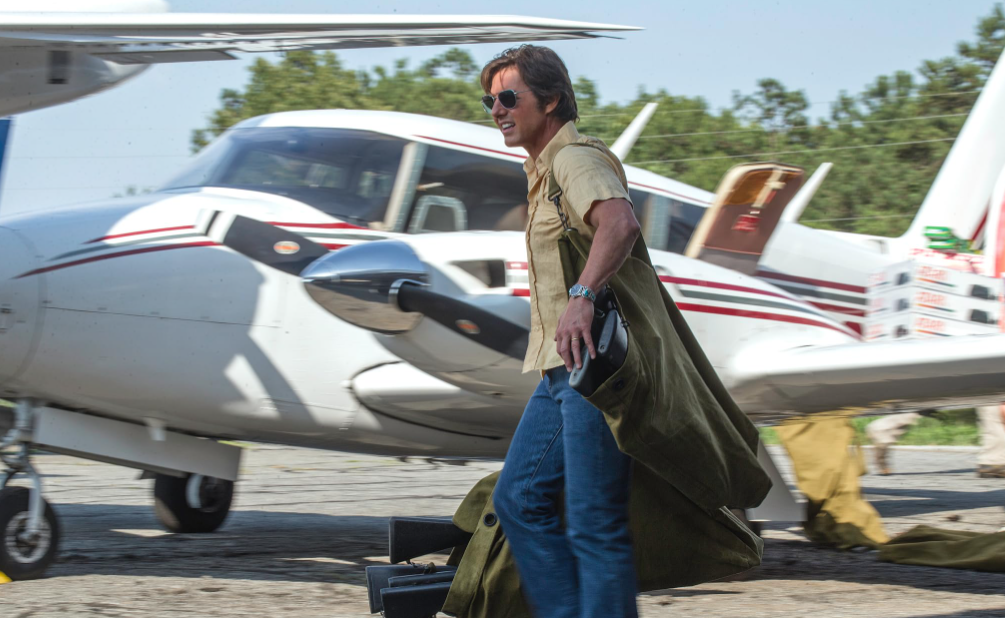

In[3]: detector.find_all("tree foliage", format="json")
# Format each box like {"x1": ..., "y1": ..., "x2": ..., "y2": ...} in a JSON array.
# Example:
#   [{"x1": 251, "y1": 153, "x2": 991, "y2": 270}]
[{"x1": 193, "y1": 5, "x2": 1005, "y2": 237}]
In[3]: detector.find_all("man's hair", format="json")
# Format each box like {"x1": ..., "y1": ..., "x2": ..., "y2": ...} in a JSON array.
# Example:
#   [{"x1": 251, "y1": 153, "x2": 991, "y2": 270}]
[{"x1": 480, "y1": 45, "x2": 579, "y2": 123}]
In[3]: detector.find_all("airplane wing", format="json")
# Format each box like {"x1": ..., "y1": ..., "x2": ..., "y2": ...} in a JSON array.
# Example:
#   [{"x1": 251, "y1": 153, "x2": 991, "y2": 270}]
[
  {"x1": 729, "y1": 334, "x2": 1005, "y2": 420},
  {"x1": 0, "y1": 13, "x2": 640, "y2": 64}
]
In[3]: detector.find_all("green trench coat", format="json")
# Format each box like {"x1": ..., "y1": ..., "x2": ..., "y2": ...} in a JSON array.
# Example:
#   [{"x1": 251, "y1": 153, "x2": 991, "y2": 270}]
[{"x1": 441, "y1": 154, "x2": 773, "y2": 618}]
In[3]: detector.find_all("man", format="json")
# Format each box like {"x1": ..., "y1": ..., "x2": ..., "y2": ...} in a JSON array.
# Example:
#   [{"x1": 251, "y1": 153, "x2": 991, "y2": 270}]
[
  {"x1": 865, "y1": 411, "x2": 923, "y2": 476},
  {"x1": 976, "y1": 404, "x2": 1005, "y2": 478},
  {"x1": 482, "y1": 45, "x2": 642, "y2": 618},
  {"x1": 865, "y1": 407, "x2": 1005, "y2": 478}
]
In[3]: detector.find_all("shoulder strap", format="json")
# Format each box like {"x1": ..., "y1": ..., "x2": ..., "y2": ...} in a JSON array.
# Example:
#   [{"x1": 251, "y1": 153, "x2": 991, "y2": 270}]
[
  {"x1": 547, "y1": 142, "x2": 602, "y2": 232},
  {"x1": 548, "y1": 173, "x2": 573, "y2": 232}
]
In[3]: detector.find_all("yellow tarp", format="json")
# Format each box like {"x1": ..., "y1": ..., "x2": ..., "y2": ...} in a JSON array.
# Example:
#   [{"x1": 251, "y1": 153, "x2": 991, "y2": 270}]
[
  {"x1": 776, "y1": 414, "x2": 889, "y2": 549},
  {"x1": 779, "y1": 415, "x2": 1005, "y2": 573}
]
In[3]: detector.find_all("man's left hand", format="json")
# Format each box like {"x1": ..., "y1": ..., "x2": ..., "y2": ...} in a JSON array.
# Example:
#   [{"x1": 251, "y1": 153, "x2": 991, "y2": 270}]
[{"x1": 555, "y1": 297, "x2": 596, "y2": 371}]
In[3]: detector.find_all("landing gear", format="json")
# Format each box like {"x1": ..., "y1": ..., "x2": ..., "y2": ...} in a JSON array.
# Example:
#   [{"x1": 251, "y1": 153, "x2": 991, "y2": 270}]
[
  {"x1": 0, "y1": 486, "x2": 59, "y2": 580},
  {"x1": 154, "y1": 473, "x2": 234, "y2": 533},
  {"x1": 0, "y1": 400, "x2": 60, "y2": 580}
]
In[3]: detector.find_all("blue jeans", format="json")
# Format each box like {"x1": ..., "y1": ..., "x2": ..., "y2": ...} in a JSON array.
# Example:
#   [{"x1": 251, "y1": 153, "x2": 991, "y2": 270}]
[{"x1": 495, "y1": 367, "x2": 638, "y2": 618}]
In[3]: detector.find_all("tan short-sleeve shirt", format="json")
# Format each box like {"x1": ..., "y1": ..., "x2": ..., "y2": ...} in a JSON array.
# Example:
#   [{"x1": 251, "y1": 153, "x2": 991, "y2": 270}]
[{"x1": 522, "y1": 121, "x2": 632, "y2": 373}]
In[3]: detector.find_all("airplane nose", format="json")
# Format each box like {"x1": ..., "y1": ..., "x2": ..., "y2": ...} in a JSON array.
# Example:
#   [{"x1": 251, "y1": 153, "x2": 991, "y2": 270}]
[
  {"x1": 0, "y1": 226, "x2": 42, "y2": 389},
  {"x1": 301, "y1": 240, "x2": 429, "y2": 334}
]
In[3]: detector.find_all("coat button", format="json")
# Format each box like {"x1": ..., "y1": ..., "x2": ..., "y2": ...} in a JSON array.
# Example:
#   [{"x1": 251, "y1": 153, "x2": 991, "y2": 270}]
[
  {"x1": 483, "y1": 513, "x2": 498, "y2": 527},
  {"x1": 613, "y1": 378, "x2": 625, "y2": 391}
]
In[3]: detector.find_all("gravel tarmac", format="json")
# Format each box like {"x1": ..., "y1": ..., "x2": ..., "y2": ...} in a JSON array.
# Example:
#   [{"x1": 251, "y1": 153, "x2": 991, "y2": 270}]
[{"x1": 1, "y1": 445, "x2": 1003, "y2": 618}]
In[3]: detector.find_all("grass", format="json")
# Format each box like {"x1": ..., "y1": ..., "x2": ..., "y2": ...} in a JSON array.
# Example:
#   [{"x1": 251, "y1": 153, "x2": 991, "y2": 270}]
[
  {"x1": 760, "y1": 409, "x2": 980, "y2": 447},
  {"x1": 0, "y1": 397, "x2": 979, "y2": 447}
]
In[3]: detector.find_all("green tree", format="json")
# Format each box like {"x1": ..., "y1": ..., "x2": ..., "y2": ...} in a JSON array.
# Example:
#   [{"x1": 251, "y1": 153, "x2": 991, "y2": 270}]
[{"x1": 191, "y1": 4, "x2": 1005, "y2": 238}]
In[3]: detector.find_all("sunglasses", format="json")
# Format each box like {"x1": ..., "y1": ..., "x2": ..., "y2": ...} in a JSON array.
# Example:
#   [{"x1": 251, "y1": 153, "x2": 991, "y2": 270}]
[{"x1": 481, "y1": 89, "x2": 530, "y2": 114}]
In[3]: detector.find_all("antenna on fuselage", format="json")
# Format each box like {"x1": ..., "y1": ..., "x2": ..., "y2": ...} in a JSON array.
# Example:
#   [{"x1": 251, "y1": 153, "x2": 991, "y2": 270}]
[
  {"x1": 780, "y1": 162, "x2": 832, "y2": 224},
  {"x1": 610, "y1": 102, "x2": 657, "y2": 162},
  {"x1": 0, "y1": 117, "x2": 11, "y2": 216}
]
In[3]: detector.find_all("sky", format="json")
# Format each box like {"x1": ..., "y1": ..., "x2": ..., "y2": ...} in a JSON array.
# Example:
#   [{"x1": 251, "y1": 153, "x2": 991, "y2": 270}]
[{"x1": 0, "y1": 0, "x2": 1000, "y2": 215}]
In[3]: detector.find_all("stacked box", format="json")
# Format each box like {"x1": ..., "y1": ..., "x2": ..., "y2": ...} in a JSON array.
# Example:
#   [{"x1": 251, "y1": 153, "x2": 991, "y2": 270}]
[
  {"x1": 868, "y1": 287, "x2": 1001, "y2": 325},
  {"x1": 865, "y1": 259, "x2": 1003, "y2": 341},
  {"x1": 865, "y1": 312, "x2": 1000, "y2": 341}
]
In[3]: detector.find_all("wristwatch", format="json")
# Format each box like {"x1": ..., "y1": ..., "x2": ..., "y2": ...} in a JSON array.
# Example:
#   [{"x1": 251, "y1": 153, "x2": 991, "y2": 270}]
[{"x1": 568, "y1": 283, "x2": 597, "y2": 303}]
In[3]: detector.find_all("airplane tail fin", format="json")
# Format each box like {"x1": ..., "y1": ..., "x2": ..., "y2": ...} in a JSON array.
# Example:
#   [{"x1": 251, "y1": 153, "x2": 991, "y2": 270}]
[
  {"x1": 981, "y1": 162, "x2": 1005, "y2": 277},
  {"x1": 0, "y1": 117, "x2": 11, "y2": 215},
  {"x1": 900, "y1": 47, "x2": 1005, "y2": 251}
]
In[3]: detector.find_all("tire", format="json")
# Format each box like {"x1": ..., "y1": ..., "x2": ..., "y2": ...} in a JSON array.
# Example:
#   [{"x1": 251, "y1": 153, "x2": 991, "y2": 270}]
[
  {"x1": 0, "y1": 486, "x2": 60, "y2": 581},
  {"x1": 153, "y1": 473, "x2": 234, "y2": 534}
]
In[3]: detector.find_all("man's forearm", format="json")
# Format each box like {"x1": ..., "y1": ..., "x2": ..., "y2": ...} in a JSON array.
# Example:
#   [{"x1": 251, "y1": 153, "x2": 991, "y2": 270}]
[{"x1": 577, "y1": 207, "x2": 641, "y2": 293}]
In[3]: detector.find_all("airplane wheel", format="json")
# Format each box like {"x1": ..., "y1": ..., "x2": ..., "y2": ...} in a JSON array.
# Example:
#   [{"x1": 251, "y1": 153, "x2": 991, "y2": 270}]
[
  {"x1": 0, "y1": 486, "x2": 60, "y2": 581},
  {"x1": 154, "y1": 473, "x2": 234, "y2": 533}
]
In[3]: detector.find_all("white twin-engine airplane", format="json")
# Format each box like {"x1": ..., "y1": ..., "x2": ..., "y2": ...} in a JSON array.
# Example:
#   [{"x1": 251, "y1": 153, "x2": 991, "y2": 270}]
[{"x1": 2, "y1": 5, "x2": 1005, "y2": 582}]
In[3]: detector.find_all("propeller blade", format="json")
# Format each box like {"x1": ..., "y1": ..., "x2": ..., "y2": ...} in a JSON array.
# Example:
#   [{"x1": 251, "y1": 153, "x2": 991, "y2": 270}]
[
  {"x1": 395, "y1": 283, "x2": 528, "y2": 359},
  {"x1": 206, "y1": 211, "x2": 329, "y2": 276}
]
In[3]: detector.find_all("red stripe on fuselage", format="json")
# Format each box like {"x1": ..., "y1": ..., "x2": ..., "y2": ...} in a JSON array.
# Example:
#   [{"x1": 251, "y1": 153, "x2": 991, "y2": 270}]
[
  {"x1": 676, "y1": 302, "x2": 857, "y2": 337},
  {"x1": 807, "y1": 300, "x2": 867, "y2": 317},
  {"x1": 413, "y1": 135, "x2": 527, "y2": 160},
  {"x1": 755, "y1": 270, "x2": 866, "y2": 294},
  {"x1": 659, "y1": 275, "x2": 791, "y2": 300},
  {"x1": 268, "y1": 221, "x2": 367, "y2": 230},
  {"x1": 87, "y1": 225, "x2": 195, "y2": 244},
  {"x1": 17, "y1": 241, "x2": 219, "y2": 279}
]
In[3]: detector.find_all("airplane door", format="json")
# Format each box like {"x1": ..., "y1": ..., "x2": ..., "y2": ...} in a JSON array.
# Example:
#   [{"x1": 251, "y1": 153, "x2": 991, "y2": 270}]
[{"x1": 685, "y1": 163, "x2": 804, "y2": 275}]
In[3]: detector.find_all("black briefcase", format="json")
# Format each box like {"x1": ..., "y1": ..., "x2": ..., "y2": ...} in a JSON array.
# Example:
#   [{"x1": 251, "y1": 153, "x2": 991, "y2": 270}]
[{"x1": 568, "y1": 287, "x2": 629, "y2": 397}]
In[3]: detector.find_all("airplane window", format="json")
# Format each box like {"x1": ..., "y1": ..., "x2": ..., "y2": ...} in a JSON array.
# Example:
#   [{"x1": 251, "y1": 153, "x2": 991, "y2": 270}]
[
  {"x1": 629, "y1": 189, "x2": 671, "y2": 251},
  {"x1": 628, "y1": 188, "x2": 705, "y2": 254},
  {"x1": 405, "y1": 145, "x2": 528, "y2": 233},
  {"x1": 668, "y1": 200, "x2": 706, "y2": 254},
  {"x1": 162, "y1": 128, "x2": 406, "y2": 225}
]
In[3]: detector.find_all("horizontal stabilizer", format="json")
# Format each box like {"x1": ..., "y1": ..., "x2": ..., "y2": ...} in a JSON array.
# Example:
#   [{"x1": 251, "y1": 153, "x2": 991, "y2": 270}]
[{"x1": 729, "y1": 333, "x2": 1005, "y2": 419}]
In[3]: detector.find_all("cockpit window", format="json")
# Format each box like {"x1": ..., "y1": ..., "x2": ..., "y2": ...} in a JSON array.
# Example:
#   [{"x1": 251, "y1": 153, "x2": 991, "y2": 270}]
[{"x1": 162, "y1": 127, "x2": 406, "y2": 225}]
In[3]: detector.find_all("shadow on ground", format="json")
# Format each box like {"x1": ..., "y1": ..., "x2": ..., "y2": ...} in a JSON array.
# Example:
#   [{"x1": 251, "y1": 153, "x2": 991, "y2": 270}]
[
  {"x1": 46, "y1": 503, "x2": 397, "y2": 585},
  {"x1": 865, "y1": 486, "x2": 1005, "y2": 518}
]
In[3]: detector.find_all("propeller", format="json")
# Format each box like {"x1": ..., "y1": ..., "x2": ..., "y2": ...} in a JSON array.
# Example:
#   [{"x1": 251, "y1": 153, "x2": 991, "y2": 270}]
[
  {"x1": 393, "y1": 283, "x2": 528, "y2": 359},
  {"x1": 204, "y1": 211, "x2": 329, "y2": 276},
  {"x1": 208, "y1": 212, "x2": 529, "y2": 358}
]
